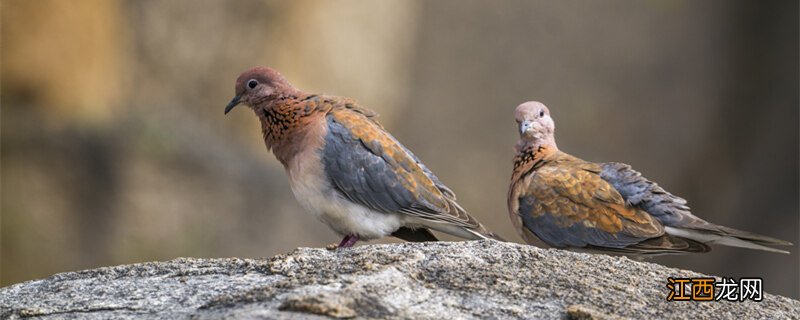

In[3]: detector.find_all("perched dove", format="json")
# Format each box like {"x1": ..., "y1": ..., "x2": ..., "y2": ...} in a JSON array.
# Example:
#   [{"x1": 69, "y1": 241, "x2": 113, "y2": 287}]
[
  {"x1": 225, "y1": 66, "x2": 501, "y2": 248},
  {"x1": 508, "y1": 101, "x2": 791, "y2": 255}
]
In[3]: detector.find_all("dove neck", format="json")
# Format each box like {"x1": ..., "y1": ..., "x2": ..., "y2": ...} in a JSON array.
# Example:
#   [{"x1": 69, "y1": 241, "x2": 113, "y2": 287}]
[
  {"x1": 516, "y1": 137, "x2": 558, "y2": 154},
  {"x1": 257, "y1": 95, "x2": 321, "y2": 165},
  {"x1": 512, "y1": 139, "x2": 558, "y2": 175}
]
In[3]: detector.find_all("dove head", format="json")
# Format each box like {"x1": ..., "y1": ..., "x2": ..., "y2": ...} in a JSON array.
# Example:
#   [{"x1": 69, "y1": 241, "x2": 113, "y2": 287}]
[
  {"x1": 225, "y1": 66, "x2": 299, "y2": 114},
  {"x1": 515, "y1": 101, "x2": 557, "y2": 149}
]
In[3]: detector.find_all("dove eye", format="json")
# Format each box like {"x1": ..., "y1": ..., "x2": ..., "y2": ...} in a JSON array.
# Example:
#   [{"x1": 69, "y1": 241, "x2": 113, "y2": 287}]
[
  {"x1": 247, "y1": 79, "x2": 258, "y2": 89},
  {"x1": 539, "y1": 111, "x2": 544, "y2": 117}
]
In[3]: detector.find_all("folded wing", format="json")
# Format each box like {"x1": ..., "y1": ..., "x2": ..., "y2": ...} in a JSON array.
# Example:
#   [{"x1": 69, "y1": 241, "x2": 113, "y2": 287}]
[
  {"x1": 517, "y1": 163, "x2": 662, "y2": 248},
  {"x1": 322, "y1": 107, "x2": 481, "y2": 230},
  {"x1": 600, "y1": 162, "x2": 791, "y2": 252}
]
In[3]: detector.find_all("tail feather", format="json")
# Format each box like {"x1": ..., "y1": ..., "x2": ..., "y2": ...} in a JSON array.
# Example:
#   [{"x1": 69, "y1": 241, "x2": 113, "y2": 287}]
[
  {"x1": 589, "y1": 234, "x2": 711, "y2": 256},
  {"x1": 415, "y1": 218, "x2": 506, "y2": 242},
  {"x1": 465, "y1": 228, "x2": 506, "y2": 242},
  {"x1": 710, "y1": 235, "x2": 789, "y2": 254},
  {"x1": 710, "y1": 225, "x2": 793, "y2": 246},
  {"x1": 458, "y1": 222, "x2": 506, "y2": 241},
  {"x1": 441, "y1": 198, "x2": 506, "y2": 241},
  {"x1": 664, "y1": 226, "x2": 791, "y2": 254}
]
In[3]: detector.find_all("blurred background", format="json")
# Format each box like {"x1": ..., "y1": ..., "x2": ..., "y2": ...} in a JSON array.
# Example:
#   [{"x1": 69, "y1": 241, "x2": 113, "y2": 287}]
[{"x1": 2, "y1": 0, "x2": 798, "y2": 298}]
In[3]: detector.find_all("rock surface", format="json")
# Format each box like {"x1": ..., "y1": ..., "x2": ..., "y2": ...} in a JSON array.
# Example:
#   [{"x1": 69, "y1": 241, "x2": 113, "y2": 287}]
[{"x1": 1, "y1": 241, "x2": 797, "y2": 319}]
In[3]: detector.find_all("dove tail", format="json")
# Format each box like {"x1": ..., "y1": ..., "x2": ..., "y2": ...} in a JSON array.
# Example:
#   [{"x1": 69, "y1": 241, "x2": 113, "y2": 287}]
[
  {"x1": 711, "y1": 225, "x2": 793, "y2": 246},
  {"x1": 465, "y1": 228, "x2": 507, "y2": 242},
  {"x1": 664, "y1": 226, "x2": 792, "y2": 254},
  {"x1": 587, "y1": 234, "x2": 710, "y2": 256},
  {"x1": 420, "y1": 220, "x2": 506, "y2": 242}
]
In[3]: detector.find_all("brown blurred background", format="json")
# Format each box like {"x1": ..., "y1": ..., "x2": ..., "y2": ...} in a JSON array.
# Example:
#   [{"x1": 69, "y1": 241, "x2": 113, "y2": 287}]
[{"x1": 2, "y1": 0, "x2": 798, "y2": 298}]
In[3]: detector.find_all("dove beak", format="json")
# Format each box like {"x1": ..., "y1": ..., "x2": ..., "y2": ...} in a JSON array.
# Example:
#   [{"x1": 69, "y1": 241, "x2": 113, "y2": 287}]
[
  {"x1": 520, "y1": 120, "x2": 534, "y2": 135},
  {"x1": 224, "y1": 95, "x2": 241, "y2": 115}
]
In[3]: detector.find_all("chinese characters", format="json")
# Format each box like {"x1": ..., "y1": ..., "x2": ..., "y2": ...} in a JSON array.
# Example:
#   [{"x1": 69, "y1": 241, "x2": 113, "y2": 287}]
[{"x1": 666, "y1": 277, "x2": 763, "y2": 302}]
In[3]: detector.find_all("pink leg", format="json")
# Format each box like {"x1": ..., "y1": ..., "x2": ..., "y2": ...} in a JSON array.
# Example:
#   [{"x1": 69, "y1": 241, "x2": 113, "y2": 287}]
[{"x1": 337, "y1": 234, "x2": 360, "y2": 248}]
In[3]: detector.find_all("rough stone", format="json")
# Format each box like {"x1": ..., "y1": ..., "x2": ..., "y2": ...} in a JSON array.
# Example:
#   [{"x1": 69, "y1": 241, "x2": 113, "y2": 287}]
[{"x1": 1, "y1": 241, "x2": 797, "y2": 319}]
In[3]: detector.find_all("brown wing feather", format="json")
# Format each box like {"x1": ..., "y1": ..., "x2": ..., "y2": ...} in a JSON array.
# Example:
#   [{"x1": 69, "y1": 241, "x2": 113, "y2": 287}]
[
  {"x1": 531, "y1": 155, "x2": 663, "y2": 236},
  {"x1": 511, "y1": 149, "x2": 701, "y2": 251}
]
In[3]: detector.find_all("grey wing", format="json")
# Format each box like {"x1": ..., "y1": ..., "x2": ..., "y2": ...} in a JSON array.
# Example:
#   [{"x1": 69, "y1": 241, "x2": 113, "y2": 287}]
[
  {"x1": 396, "y1": 143, "x2": 457, "y2": 199},
  {"x1": 600, "y1": 162, "x2": 792, "y2": 248},
  {"x1": 322, "y1": 116, "x2": 478, "y2": 228},
  {"x1": 599, "y1": 162, "x2": 706, "y2": 227},
  {"x1": 339, "y1": 100, "x2": 453, "y2": 197}
]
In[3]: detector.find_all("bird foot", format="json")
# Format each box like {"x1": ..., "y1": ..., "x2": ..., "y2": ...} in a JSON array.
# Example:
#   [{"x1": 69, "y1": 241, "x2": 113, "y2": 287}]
[{"x1": 337, "y1": 234, "x2": 360, "y2": 249}]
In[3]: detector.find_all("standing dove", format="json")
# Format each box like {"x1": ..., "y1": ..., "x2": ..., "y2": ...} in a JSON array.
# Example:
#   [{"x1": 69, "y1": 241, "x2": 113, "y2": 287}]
[
  {"x1": 508, "y1": 101, "x2": 792, "y2": 255},
  {"x1": 225, "y1": 66, "x2": 501, "y2": 248}
]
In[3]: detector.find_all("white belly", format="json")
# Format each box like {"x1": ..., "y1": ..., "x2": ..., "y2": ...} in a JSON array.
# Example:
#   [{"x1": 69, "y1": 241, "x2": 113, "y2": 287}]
[{"x1": 285, "y1": 150, "x2": 405, "y2": 240}]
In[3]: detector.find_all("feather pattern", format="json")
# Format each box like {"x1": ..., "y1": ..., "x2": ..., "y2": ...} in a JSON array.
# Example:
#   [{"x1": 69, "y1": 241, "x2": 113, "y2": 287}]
[
  {"x1": 508, "y1": 145, "x2": 705, "y2": 254},
  {"x1": 323, "y1": 105, "x2": 483, "y2": 230},
  {"x1": 508, "y1": 100, "x2": 790, "y2": 255}
]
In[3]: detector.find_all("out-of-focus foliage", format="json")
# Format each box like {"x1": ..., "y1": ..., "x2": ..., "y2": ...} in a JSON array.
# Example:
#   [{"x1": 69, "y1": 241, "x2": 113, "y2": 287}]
[{"x1": 2, "y1": 0, "x2": 797, "y2": 298}]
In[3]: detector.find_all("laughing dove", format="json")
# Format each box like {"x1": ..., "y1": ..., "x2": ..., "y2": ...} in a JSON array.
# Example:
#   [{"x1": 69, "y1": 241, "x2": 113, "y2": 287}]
[
  {"x1": 508, "y1": 101, "x2": 791, "y2": 255},
  {"x1": 225, "y1": 66, "x2": 501, "y2": 248}
]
